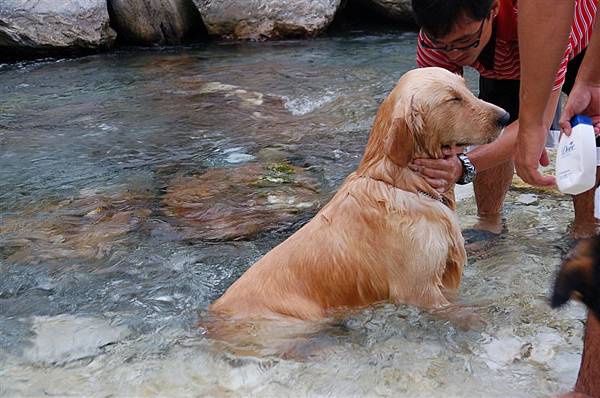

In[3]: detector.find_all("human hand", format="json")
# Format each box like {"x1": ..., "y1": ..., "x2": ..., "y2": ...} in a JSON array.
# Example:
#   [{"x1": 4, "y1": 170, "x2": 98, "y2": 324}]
[
  {"x1": 559, "y1": 80, "x2": 600, "y2": 135},
  {"x1": 515, "y1": 123, "x2": 555, "y2": 186},
  {"x1": 409, "y1": 146, "x2": 464, "y2": 193}
]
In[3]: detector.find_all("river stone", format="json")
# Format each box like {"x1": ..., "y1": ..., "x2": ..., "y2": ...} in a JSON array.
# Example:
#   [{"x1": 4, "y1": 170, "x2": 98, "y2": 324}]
[
  {"x1": 0, "y1": 0, "x2": 116, "y2": 54},
  {"x1": 107, "y1": 0, "x2": 204, "y2": 45},
  {"x1": 352, "y1": 0, "x2": 414, "y2": 24},
  {"x1": 516, "y1": 193, "x2": 539, "y2": 206},
  {"x1": 161, "y1": 162, "x2": 324, "y2": 240},
  {"x1": 192, "y1": 0, "x2": 342, "y2": 40}
]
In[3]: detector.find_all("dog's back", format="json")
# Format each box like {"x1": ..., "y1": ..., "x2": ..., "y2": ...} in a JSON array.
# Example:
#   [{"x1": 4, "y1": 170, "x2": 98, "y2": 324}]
[{"x1": 210, "y1": 171, "x2": 465, "y2": 321}]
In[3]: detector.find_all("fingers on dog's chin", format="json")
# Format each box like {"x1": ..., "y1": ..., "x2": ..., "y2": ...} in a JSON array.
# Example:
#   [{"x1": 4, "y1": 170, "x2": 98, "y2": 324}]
[{"x1": 431, "y1": 179, "x2": 447, "y2": 190}]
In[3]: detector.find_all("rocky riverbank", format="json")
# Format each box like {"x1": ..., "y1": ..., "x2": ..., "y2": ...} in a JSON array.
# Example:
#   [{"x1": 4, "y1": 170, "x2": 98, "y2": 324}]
[{"x1": 0, "y1": 0, "x2": 415, "y2": 60}]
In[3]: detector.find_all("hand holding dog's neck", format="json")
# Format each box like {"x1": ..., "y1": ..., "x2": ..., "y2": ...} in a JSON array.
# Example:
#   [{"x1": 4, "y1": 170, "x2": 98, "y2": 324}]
[{"x1": 361, "y1": 157, "x2": 440, "y2": 196}]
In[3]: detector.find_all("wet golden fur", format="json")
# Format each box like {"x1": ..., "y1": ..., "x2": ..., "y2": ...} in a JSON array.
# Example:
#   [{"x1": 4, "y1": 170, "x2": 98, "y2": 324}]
[{"x1": 210, "y1": 67, "x2": 507, "y2": 322}]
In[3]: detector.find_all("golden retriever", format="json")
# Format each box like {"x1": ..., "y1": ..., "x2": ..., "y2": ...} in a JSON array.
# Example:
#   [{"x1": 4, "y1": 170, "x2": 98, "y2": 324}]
[{"x1": 210, "y1": 67, "x2": 509, "y2": 322}]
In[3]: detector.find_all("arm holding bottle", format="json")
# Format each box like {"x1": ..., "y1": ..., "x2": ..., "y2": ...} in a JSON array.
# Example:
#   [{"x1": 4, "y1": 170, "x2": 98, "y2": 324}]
[
  {"x1": 559, "y1": 14, "x2": 600, "y2": 135},
  {"x1": 515, "y1": 0, "x2": 577, "y2": 186}
]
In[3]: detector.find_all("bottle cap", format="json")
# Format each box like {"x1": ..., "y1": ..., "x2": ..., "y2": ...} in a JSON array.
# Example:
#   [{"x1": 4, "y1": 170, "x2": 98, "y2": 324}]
[{"x1": 571, "y1": 115, "x2": 593, "y2": 127}]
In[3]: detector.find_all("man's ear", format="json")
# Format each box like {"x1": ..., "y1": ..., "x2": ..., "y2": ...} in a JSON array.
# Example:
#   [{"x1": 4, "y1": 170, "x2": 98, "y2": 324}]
[{"x1": 384, "y1": 97, "x2": 424, "y2": 167}]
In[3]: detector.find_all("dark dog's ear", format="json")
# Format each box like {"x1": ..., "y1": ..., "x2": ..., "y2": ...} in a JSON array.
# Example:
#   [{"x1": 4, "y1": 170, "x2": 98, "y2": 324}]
[
  {"x1": 551, "y1": 238, "x2": 600, "y2": 319},
  {"x1": 384, "y1": 97, "x2": 424, "y2": 167},
  {"x1": 551, "y1": 259, "x2": 587, "y2": 310}
]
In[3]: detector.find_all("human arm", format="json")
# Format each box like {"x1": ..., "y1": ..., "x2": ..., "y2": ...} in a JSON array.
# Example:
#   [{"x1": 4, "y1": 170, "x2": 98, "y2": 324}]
[
  {"x1": 559, "y1": 14, "x2": 600, "y2": 135},
  {"x1": 515, "y1": 0, "x2": 576, "y2": 186}
]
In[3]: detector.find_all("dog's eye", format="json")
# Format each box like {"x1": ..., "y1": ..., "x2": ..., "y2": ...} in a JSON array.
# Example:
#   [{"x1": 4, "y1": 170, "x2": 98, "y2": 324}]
[{"x1": 448, "y1": 97, "x2": 462, "y2": 102}]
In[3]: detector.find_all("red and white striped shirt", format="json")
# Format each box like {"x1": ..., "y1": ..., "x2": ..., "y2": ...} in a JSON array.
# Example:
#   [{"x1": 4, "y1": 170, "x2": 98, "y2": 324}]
[{"x1": 416, "y1": 0, "x2": 597, "y2": 90}]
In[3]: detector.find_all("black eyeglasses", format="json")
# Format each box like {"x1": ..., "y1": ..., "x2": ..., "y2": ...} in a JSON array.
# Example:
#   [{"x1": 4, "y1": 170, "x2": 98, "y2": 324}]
[{"x1": 420, "y1": 16, "x2": 487, "y2": 52}]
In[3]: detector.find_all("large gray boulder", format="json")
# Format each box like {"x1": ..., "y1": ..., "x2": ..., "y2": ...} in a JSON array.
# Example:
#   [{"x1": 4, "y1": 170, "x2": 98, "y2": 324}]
[
  {"x1": 354, "y1": 0, "x2": 414, "y2": 24},
  {"x1": 108, "y1": 0, "x2": 205, "y2": 45},
  {"x1": 192, "y1": 0, "x2": 342, "y2": 40},
  {"x1": 0, "y1": 0, "x2": 116, "y2": 54}
]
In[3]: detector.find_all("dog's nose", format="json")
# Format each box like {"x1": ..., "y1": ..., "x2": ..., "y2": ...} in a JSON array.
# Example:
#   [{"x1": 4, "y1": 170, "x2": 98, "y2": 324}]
[{"x1": 497, "y1": 111, "x2": 511, "y2": 127}]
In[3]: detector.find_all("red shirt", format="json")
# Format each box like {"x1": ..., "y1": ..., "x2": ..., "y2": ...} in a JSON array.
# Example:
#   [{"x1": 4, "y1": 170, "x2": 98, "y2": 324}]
[{"x1": 416, "y1": 0, "x2": 597, "y2": 90}]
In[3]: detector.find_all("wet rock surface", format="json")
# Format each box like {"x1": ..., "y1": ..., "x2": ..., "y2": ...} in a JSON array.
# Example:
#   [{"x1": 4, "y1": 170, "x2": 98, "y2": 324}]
[
  {"x1": 352, "y1": 0, "x2": 414, "y2": 24},
  {"x1": 107, "y1": 0, "x2": 205, "y2": 45},
  {"x1": 0, "y1": 0, "x2": 116, "y2": 55},
  {"x1": 192, "y1": 0, "x2": 342, "y2": 40}
]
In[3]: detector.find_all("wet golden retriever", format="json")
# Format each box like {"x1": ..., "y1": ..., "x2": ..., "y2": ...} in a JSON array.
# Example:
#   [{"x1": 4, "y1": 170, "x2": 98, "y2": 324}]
[{"x1": 210, "y1": 67, "x2": 509, "y2": 322}]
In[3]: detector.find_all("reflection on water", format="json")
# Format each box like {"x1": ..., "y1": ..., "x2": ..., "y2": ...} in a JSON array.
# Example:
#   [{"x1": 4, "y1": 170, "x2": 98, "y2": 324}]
[{"x1": 0, "y1": 32, "x2": 586, "y2": 397}]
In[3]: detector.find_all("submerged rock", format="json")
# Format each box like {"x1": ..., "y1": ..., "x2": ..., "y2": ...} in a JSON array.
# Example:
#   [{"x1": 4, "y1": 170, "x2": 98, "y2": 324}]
[
  {"x1": 0, "y1": 0, "x2": 116, "y2": 55},
  {"x1": 516, "y1": 193, "x2": 539, "y2": 206},
  {"x1": 161, "y1": 162, "x2": 325, "y2": 240},
  {"x1": 107, "y1": 0, "x2": 205, "y2": 45},
  {"x1": 192, "y1": 0, "x2": 342, "y2": 40},
  {"x1": 0, "y1": 190, "x2": 152, "y2": 263}
]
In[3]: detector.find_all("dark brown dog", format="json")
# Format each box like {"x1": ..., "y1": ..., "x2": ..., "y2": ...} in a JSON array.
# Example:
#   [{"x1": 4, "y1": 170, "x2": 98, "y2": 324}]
[
  {"x1": 552, "y1": 236, "x2": 600, "y2": 398},
  {"x1": 552, "y1": 237, "x2": 600, "y2": 319}
]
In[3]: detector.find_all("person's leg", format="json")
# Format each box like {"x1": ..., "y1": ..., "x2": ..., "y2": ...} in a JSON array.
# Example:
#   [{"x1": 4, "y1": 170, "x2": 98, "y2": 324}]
[
  {"x1": 472, "y1": 162, "x2": 514, "y2": 232},
  {"x1": 570, "y1": 155, "x2": 599, "y2": 239},
  {"x1": 472, "y1": 77, "x2": 520, "y2": 233},
  {"x1": 574, "y1": 312, "x2": 600, "y2": 397},
  {"x1": 563, "y1": 49, "x2": 599, "y2": 238}
]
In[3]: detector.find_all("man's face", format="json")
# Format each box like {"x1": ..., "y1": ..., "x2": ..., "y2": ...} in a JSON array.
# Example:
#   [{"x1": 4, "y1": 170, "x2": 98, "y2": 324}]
[{"x1": 423, "y1": 9, "x2": 496, "y2": 66}]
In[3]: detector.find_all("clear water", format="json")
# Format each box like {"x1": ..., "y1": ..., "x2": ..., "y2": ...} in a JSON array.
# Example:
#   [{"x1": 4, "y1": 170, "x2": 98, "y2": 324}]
[{"x1": 0, "y1": 32, "x2": 586, "y2": 397}]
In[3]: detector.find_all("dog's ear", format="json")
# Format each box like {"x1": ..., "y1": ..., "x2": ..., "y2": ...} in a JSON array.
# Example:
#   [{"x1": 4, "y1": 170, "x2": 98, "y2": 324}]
[
  {"x1": 384, "y1": 117, "x2": 413, "y2": 167},
  {"x1": 551, "y1": 238, "x2": 600, "y2": 316},
  {"x1": 384, "y1": 97, "x2": 424, "y2": 167},
  {"x1": 551, "y1": 259, "x2": 588, "y2": 310}
]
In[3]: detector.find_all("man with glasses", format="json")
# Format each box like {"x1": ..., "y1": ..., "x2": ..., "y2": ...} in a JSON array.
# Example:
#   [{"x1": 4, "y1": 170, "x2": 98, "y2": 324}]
[{"x1": 409, "y1": 0, "x2": 597, "y2": 241}]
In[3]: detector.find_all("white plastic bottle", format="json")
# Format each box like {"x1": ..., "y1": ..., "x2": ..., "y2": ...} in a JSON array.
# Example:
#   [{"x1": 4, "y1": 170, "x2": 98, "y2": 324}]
[{"x1": 555, "y1": 115, "x2": 597, "y2": 195}]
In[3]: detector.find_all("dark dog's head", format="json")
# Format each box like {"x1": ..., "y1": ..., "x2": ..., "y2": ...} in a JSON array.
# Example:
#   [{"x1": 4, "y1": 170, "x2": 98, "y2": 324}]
[{"x1": 551, "y1": 236, "x2": 600, "y2": 319}]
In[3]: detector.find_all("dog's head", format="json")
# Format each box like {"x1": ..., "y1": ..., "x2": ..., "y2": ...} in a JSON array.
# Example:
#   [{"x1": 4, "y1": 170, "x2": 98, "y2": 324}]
[
  {"x1": 373, "y1": 67, "x2": 509, "y2": 167},
  {"x1": 551, "y1": 236, "x2": 600, "y2": 319}
]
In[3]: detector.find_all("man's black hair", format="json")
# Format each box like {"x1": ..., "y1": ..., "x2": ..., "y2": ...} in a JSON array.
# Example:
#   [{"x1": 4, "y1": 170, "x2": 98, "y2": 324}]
[{"x1": 411, "y1": 0, "x2": 494, "y2": 39}]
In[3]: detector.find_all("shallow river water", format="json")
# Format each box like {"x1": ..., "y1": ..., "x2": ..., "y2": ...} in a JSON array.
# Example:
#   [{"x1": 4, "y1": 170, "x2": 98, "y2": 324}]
[{"x1": 0, "y1": 31, "x2": 587, "y2": 397}]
